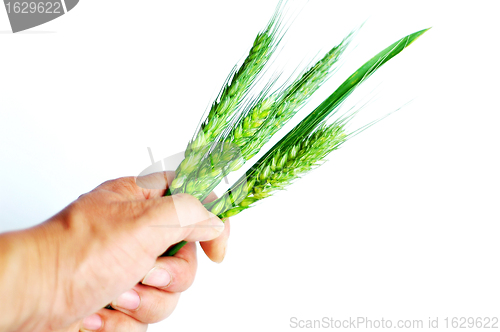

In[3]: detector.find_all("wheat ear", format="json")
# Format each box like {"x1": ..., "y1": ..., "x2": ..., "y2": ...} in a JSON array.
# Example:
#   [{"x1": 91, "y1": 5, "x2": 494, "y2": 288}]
[
  {"x1": 172, "y1": 34, "x2": 353, "y2": 201},
  {"x1": 233, "y1": 32, "x2": 353, "y2": 160},
  {"x1": 168, "y1": 3, "x2": 284, "y2": 191},
  {"x1": 208, "y1": 121, "x2": 348, "y2": 217},
  {"x1": 204, "y1": 27, "x2": 431, "y2": 218},
  {"x1": 163, "y1": 27, "x2": 431, "y2": 256}
]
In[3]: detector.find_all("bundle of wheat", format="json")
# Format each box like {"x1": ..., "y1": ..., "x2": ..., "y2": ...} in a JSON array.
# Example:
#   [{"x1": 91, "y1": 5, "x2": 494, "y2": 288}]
[{"x1": 161, "y1": 1, "x2": 429, "y2": 256}]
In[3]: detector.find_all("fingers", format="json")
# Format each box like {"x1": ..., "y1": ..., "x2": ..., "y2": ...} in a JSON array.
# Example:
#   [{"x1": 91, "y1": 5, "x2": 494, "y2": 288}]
[
  {"x1": 200, "y1": 191, "x2": 230, "y2": 263},
  {"x1": 133, "y1": 193, "x2": 225, "y2": 258},
  {"x1": 141, "y1": 242, "x2": 198, "y2": 292},
  {"x1": 135, "y1": 171, "x2": 176, "y2": 199},
  {"x1": 90, "y1": 175, "x2": 228, "y2": 262},
  {"x1": 200, "y1": 218, "x2": 230, "y2": 263},
  {"x1": 80, "y1": 309, "x2": 147, "y2": 332},
  {"x1": 105, "y1": 242, "x2": 197, "y2": 325},
  {"x1": 108, "y1": 284, "x2": 181, "y2": 324},
  {"x1": 164, "y1": 194, "x2": 225, "y2": 243}
]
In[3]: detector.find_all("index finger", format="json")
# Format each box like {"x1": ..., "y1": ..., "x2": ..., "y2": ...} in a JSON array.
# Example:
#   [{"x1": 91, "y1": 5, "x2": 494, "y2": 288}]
[{"x1": 135, "y1": 171, "x2": 176, "y2": 199}]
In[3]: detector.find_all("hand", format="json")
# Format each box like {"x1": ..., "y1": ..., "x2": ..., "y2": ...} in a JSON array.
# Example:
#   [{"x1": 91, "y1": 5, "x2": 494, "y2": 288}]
[{"x1": 0, "y1": 172, "x2": 228, "y2": 332}]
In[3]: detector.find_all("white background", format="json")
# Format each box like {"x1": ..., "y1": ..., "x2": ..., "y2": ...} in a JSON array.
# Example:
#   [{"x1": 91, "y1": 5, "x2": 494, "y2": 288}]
[{"x1": 1, "y1": 0, "x2": 499, "y2": 331}]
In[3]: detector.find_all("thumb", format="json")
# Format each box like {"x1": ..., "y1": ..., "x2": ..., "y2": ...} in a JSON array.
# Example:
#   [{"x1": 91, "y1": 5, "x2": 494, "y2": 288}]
[{"x1": 133, "y1": 193, "x2": 225, "y2": 257}]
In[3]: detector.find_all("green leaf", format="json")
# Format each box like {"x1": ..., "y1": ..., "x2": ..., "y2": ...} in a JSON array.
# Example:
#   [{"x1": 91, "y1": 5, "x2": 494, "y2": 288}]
[
  {"x1": 311, "y1": 28, "x2": 430, "y2": 128},
  {"x1": 254, "y1": 27, "x2": 431, "y2": 164}
]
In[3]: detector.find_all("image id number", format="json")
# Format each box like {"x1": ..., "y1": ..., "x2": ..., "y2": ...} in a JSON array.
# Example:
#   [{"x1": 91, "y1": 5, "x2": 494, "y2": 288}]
[{"x1": 5, "y1": 2, "x2": 62, "y2": 14}]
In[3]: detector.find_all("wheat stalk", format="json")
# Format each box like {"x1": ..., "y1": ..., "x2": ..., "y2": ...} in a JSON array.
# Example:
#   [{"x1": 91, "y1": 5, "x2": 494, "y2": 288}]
[
  {"x1": 168, "y1": 3, "x2": 285, "y2": 192},
  {"x1": 204, "y1": 27, "x2": 431, "y2": 213},
  {"x1": 161, "y1": 17, "x2": 430, "y2": 256},
  {"x1": 201, "y1": 28, "x2": 430, "y2": 221},
  {"x1": 169, "y1": 34, "x2": 353, "y2": 201}
]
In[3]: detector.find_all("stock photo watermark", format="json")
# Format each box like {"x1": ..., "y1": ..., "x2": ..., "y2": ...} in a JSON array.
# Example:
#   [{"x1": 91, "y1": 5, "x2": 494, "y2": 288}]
[
  {"x1": 289, "y1": 316, "x2": 499, "y2": 329},
  {"x1": 3, "y1": 0, "x2": 79, "y2": 32}
]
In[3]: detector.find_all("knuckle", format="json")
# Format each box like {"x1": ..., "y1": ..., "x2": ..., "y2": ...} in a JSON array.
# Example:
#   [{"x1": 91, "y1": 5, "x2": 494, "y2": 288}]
[
  {"x1": 182, "y1": 271, "x2": 196, "y2": 290},
  {"x1": 97, "y1": 176, "x2": 139, "y2": 196},
  {"x1": 142, "y1": 298, "x2": 174, "y2": 323},
  {"x1": 173, "y1": 268, "x2": 195, "y2": 291},
  {"x1": 118, "y1": 317, "x2": 147, "y2": 332}
]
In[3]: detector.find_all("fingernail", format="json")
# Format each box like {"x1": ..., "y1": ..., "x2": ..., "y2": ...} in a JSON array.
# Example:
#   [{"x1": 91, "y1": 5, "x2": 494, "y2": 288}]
[
  {"x1": 82, "y1": 314, "x2": 102, "y2": 331},
  {"x1": 112, "y1": 289, "x2": 141, "y2": 310},
  {"x1": 142, "y1": 267, "x2": 172, "y2": 288}
]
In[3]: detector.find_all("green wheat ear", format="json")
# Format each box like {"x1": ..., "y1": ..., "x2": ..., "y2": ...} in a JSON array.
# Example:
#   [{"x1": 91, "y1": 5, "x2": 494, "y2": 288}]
[
  {"x1": 174, "y1": 32, "x2": 355, "y2": 201},
  {"x1": 163, "y1": 27, "x2": 430, "y2": 257},
  {"x1": 168, "y1": 2, "x2": 286, "y2": 191},
  {"x1": 214, "y1": 122, "x2": 348, "y2": 217},
  {"x1": 204, "y1": 27, "x2": 431, "y2": 219},
  {"x1": 233, "y1": 31, "x2": 355, "y2": 161}
]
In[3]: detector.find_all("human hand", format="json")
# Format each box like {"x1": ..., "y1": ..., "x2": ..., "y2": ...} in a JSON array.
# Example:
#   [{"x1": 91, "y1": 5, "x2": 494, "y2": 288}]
[{"x1": 0, "y1": 172, "x2": 228, "y2": 332}]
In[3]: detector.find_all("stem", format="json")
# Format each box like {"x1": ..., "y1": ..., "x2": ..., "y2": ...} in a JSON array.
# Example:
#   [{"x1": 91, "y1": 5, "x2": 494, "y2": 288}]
[{"x1": 160, "y1": 241, "x2": 187, "y2": 257}]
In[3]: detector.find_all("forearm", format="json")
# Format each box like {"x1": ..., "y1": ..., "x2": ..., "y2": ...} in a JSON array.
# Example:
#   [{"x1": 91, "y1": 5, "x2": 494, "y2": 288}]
[{"x1": 0, "y1": 224, "x2": 58, "y2": 332}]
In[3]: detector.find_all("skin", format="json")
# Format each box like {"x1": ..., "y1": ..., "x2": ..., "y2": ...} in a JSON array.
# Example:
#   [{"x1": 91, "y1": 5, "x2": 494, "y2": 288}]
[{"x1": 0, "y1": 172, "x2": 230, "y2": 332}]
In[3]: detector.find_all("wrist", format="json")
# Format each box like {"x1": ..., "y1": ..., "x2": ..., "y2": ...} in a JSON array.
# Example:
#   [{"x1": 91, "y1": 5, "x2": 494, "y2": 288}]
[
  {"x1": 0, "y1": 220, "x2": 64, "y2": 332},
  {"x1": 0, "y1": 229, "x2": 40, "y2": 331}
]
